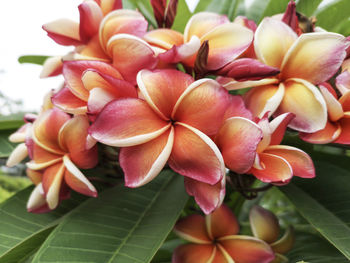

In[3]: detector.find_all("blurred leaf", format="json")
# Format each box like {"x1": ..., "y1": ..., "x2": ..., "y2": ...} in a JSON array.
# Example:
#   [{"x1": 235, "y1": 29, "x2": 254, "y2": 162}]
[
  {"x1": 334, "y1": 17, "x2": 350, "y2": 36},
  {"x1": 194, "y1": 0, "x2": 241, "y2": 19},
  {"x1": 0, "y1": 113, "x2": 24, "y2": 131},
  {"x1": 296, "y1": 0, "x2": 323, "y2": 17},
  {"x1": 31, "y1": 170, "x2": 188, "y2": 263},
  {"x1": 246, "y1": 0, "x2": 289, "y2": 23},
  {"x1": 0, "y1": 186, "x2": 87, "y2": 263},
  {"x1": 18, "y1": 56, "x2": 49, "y2": 66},
  {"x1": 0, "y1": 130, "x2": 17, "y2": 158},
  {"x1": 172, "y1": 0, "x2": 192, "y2": 32},
  {"x1": 124, "y1": 0, "x2": 157, "y2": 28},
  {"x1": 280, "y1": 161, "x2": 350, "y2": 260},
  {"x1": 315, "y1": 0, "x2": 350, "y2": 32}
]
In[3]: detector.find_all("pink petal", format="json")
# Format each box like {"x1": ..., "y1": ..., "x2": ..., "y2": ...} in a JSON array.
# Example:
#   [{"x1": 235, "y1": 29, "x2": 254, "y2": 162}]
[
  {"x1": 120, "y1": 127, "x2": 174, "y2": 187},
  {"x1": 281, "y1": 32, "x2": 348, "y2": 84},
  {"x1": 89, "y1": 98, "x2": 170, "y2": 147},
  {"x1": 40, "y1": 56, "x2": 63, "y2": 78},
  {"x1": 300, "y1": 121, "x2": 341, "y2": 144},
  {"x1": 43, "y1": 19, "x2": 81, "y2": 46},
  {"x1": 172, "y1": 244, "x2": 216, "y2": 263},
  {"x1": 281, "y1": 0, "x2": 300, "y2": 34},
  {"x1": 79, "y1": 0, "x2": 103, "y2": 43},
  {"x1": 215, "y1": 117, "x2": 262, "y2": 174},
  {"x1": 223, "y1": 95, "x2": 253, "y2": 120},
  {"x1": 169, "y1": 123, "x2": 225, "y2": 185},
  {"x1": 174, "y1": 214, "x2": 211, "y2": 244},
  {"x1": 269, "y1": 112, "x2": 295, "y2": 145},
  {"x1": 52, "y1": 87, "x2": 87, "y2": 115},
  {"x1": 137, "y1": 69, "x2": 193, "y2": 120},
  {"x1": 334, "y1": 114, "x2": 350, "y2": 144},
  {"x1": 173, "y1": 79, "x2": 230, "y2": 135},
  {"x1": 336, "y1": 70, "x2": 350, "y2": 95}
]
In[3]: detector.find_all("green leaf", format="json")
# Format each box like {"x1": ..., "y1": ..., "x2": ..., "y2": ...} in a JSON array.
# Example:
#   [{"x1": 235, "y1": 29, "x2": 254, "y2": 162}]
[
  {"x1": 32, "y1": 170, "x2": 188, "y2": 263},
  {"x1": 334, "y1": 17, "x2": 350, "y2": 36},
  {"x1": 0, "y1": 130, "x2": 17, "y2": 158},
  {"x1": 280, "y1": 161, "x2": 350, "y2": 260},
  {"x1": 18, "y1": 56, "x2": 49, "y2": 66},
  {"x1": 0, "y1": 186, "x2": 87, "y2": 263},
  {"x1": 123, "y1": 0, "x2": 157, "y2": 28},
  {"x1": 296, "y1": 0, "x2": 323, "y2": 17},
  {"x1": 0, "y1": 113, "x2": 25, "y2": 131},
  {"x1": 315, "y1": 0, "x2": 350, "y2": 32},
  {"x1": 172, "y1": 0, "x2": 192, "y2": 32},
  {"x1": 245, "y1": 0, "x2": 290, "y2": 23},
  {"x1": 194, "y1": 0, "x2": 240, "y2": 19}
]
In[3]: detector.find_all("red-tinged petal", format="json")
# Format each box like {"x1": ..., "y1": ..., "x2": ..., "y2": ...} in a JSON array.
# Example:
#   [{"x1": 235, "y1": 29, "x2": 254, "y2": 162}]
[
  {"x1": 184, "y1": 12, "x2": 229, "y2": 42},
  {"x1": 200, "y1": 23, "x2": 253, "y2": 70},
  {"x1": 52, "y1": 87, "x2": 87, "y2": 115},
  {"x1": 87, "y1": 87, "x2": 121, "y2": 115},
  {"x1": 206, "y1": 204, "x2": 239, "y2": 239},
  {"x1": 271, "y1": 226, "x2": 295, "y2": 254},
  {"x1": 27, "y1": 183, "x2": 48, "y2": 213},
  {"x1": 339, "y1": 91, "x2": 350, "y2": 112},
  {"x1": 218, "y1": 58, "x2": 280, "y2": 81},
  {"x1": 6, "y1": 143, "x2": 28, "y2": 167},
  {"x1": 79, "y1": 0, "x2": 103, "y2": 43},
  {"x1": 150, "y1": 0, "x2": 166, "y2": 27},
  {"x1": 120, "y1": 127, "x2": 174, "y2": 187},
  {"x1": 42, "y1": 162, "x2": 65, "y2": 210},
  {"x1": 63, "y1": 155, "x2": 97, "y2": 197},
  {"x1": 250, "y1": 153, "x2": 293, "y2": 184},
  {"x1": 40, "y1": 56, "x2": 63, "y2": 78},
  {"x1": 282, "y1": 0, "x2": 299, "y2": 34},
  {"x1": 184, "y1": 176, "x2": 225, "y2": 215},
  {"x1": 169, "y1": 123, "x2": 225, "y2": 185},
  {"x1": 174, "y1": 214, "x2": 211, "y2": 244},
  {"x1": 233, "y1": 16, "x2": 257, "y2": 32},
  {"x1": 173, "y1": 79, "x2": 229, "y2": 135},
  {"x1": 269, "y1": 112, "x2": 295, "y2": 145},
  {"x1": 107, "y1": 34, "x2": 158, "y2": 84},
  {"x1": 336, "y1": 71, "x2": 350, "y2": 95},
  {"x1": 320, "y1": 84, "x2": 344, "y2": 122},
  {"x1": 300, "y1": 121, "x2": 341, "y2": 144},
  {"x1": 254, "y1": 18, "x2": 298, "y2": 68},
  {"x1": 137, "y1": 69, "x2": 193, "y2": 120},
  {"x1": 172, "y1": 244, "x2": 216, "y2": 263},
  {"x1": 276, "y1": 78, "x2": 327, "y2": 133},
  {"x1": 33, "y1": 108, "x2": 70, "y2": 154},
  {"x1": 100, "y1": 0, "x2": 122, "y2": 15},
  {"x1": 256, "y1": 115, "x2": 272, "y2": 154},
  {"x1": 334, "y1": 114, "x2": 350, "y2": 144},
  {"x1": 144, "y1": 29, "x2": 184, "y2": 50},
  {"x1": 218, "y1": 77, "x2": 279, "y2": 91},
  {"x1": 215, "y1": 117, "x2": 262, "y2": 174},
  {"x1": 79, "y1": 35, "x2": 110, "y2": 61},
  {"x1": 249, "y1": 205, "x2": 280, "y2": 243},
  {"x1": 244, "y1": 83, "x2": 284, "y2": 118},
  {"x1": 281, "y1": 32, "x2": 348, "y2": 84},
  {"x1": 63, "y1": 60, "x2": 123, "y2": 101},
  {"x1": 43, "y1": 19, "x2": 81, "y2": 46},
  {"x1": 218, "y1": 236, "x2": 275, "y2": 263},
  {"x1": 89, "y1": 98, "x2": 170, "y2": 147},
  {"x1": 224, "y1": 95, "x2": 252, "y2": 120},
  {"x1": 99, "y1": 9, "x2": 148, "y2": 50}
]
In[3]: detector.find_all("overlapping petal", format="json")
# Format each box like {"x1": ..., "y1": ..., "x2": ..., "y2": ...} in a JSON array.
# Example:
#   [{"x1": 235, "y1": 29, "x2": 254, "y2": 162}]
[
  {"x1": 174, "y1": 214, "x2": 211, "y2": 244},
  {"x1": 43, "y1": 19, "x2": 81, "y2": 46},
  {"x1": 300, "y1": 121, "x2": 341, "y2": 144},
  {"x1": 334, "y1": 114, "x2": 350, "y2": 144},
  {"x1": 144, "y1": 29, "x2": 184, "y2": 50},
  {"x1": 79, "y1": 0, "x2": 103, "y2": 43},
  {"x1": 172, "y1": 244, "x2": 215, "y2": 263},
  {"x1": 52, "y1": 87, "x2": 87, "y2": 115},
  {"x1": 42, "y1": 162, "x2": 65, "y2": 209}
]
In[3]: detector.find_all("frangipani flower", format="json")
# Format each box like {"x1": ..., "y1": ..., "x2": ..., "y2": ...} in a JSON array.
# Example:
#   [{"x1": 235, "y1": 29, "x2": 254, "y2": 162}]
[
  {"x1": 52, "y1": 60, "x2": 137, "y2": 115},
  {"x1": 250, "y1": 113, "x2": 315, "y2": 184},
  {"x1": 90, "y1": 69, "x2": 229, "y2": 213},
  {"x1": 173, "y1": 204, "x2": 275, "y2": 263},
  {"x1": 226, "y1": 17, "x2": 348, "y2": 133},
  {"x1": 26, "y1": 108, "x2": 98, "y2": 211},
  {"x1": 250, "y1": 205, "x2": 295, "y2": 263}
]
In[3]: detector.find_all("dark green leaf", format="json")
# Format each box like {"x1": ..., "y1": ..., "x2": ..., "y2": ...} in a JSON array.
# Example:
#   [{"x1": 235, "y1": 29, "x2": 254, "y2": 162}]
[
  {"x1": 0, "y1": 186, "x2": 87, "y2": 263},
  {"x1": 32, "y1": 170, "x2": 188, "y2": 263},
  {"x1": 0, "y1": 131, "x2": 17, "y2": 158},
  {"x1": 172, "y1": 0, "x2": 192, "y2": 32},
  {"x1": 245, "y1": 0, "x2": 289, "y2": 23},
  {"x1": 18, "y1": 56, "x2": 49, "y2": 66},
  {"x1": 296, "y1": 0, "x2": 323, "y2": 17},
  {"x1": 280, "y1": 161, "x2": 350, "y2": 260},
  {"x1": 0, "y1": 113, "x2": 25, "y2": 131},
  {"x1": 315, "y1": 0, "x2": 350, "y2": 32}
]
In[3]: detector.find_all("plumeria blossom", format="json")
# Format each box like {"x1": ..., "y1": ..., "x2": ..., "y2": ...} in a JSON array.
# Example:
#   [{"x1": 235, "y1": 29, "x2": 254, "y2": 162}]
[
  {"x1": 25, "y1": 108, "x2": 98, "y2": 211},
  {"x1": 90, "y1": 69, "x2": 229, "y2": 213},
  {"x1": 249, "y1": 113, "x2": 315, "y2": 184},
  {"x1": 223, "y1": 17, "x2": 349, "y2": 133},
  {"x1": 250, "y1": 206, "x2": 295, "y2": 263},
  {"x1": 173, "y1": 204, "x2": 275, "y2": 263}
]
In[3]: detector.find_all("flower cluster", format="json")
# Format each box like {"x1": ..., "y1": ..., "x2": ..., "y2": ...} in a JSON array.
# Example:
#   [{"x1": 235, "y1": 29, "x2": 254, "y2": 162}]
[{"x1": 7, "y1": 0, "x2": 349, "y2": 218}]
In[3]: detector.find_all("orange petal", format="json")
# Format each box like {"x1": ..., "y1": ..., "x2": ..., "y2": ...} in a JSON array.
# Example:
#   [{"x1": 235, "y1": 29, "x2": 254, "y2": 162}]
[
  {"x1": 107, "y1": 34, "x2": 158, "y2": 84},
  {"x1": 276, "y1": 79, "x2": 327, "y2": 133},
  {"x1": 218, "y1": 236, "x2": 275, "y2": 263},
  {"x1": 119, "y1": 127, "x2": 174, "y2": 187},
  {"x1": 40, "y1": 56, "x2": 63, "y2": 78},
  {"x1": 299, "y1": 121, "x2": 341, "y2": 144},
  {"x1": 137, "y1": 69, "x2": 193, "y2": 120},
  {"x1": 30, "y1": 142, "x2": 62, "y2": 167},
  {"x1": 51, "y1": 87, "x2": 87, "y2": 115},
  {"x1": 173, "y1": 79, "x2": 230, "y2": 135},
  {"x1": 42, "y1": 162, "x2": 65, "y2": 210},
  {"x1": 43, "y1": 19, "x2": 81, "y2": 46},
  {"x1": 254, "y1": 18, "x2": 297, "y2": 68},
  {"x1": 89, "y1": 98, "x2": 170, "y2": 147},
  {"x1": 169, "y1": 123, "x2": 225, "y2": 185},
  {"x1": 281, "y1": 32, "x2": 348, "y2": 84},
  {"x1": 79, "y1": 35, "x2": 110, "y2": 61},
  {"x1": 26, "y1": 168, "x2": 42, "y2": 185},
  {"x1": 206, "y1": 204, "x2": 239, "y2": 239},
  {"x1": 334, "y1": 114, "x2": 350, "y2": 144},
  {"x1": 215, "y1": 117, "x2": 262, "y2": 174},
  {"x1": 33, "y1": 109, "x2": 70, "y2": 155},
  {"x1": 143, "y1": 29, "x2": 184, "y2": 50},
  {"x1": 319, "y1": 84, "x2": 343, "y2": 122},
  {"x1": 100, "y1": 0, "x2": 122, "y2": 15},
  {"x1": 174, "y1": 214, "x2": 211, "y2": 244},
  {"x1": 244, "y1": 83, "x2": 284, "y2": 118},
  {"x1": 269, "y1": 112, "x2": 295, "y2": 145},
  {"x1": 249, "y1": 205, "x2": 280, "y2": 243},
  {"x1": 172, "y1": 244, "x2": 216, "y2": 263},
  {"x1": 184, "y1": 12, "x2": 229, "y2": 42},
  {"x1": 250, "y1": 153, "x2": 293, "y2": 184}
]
